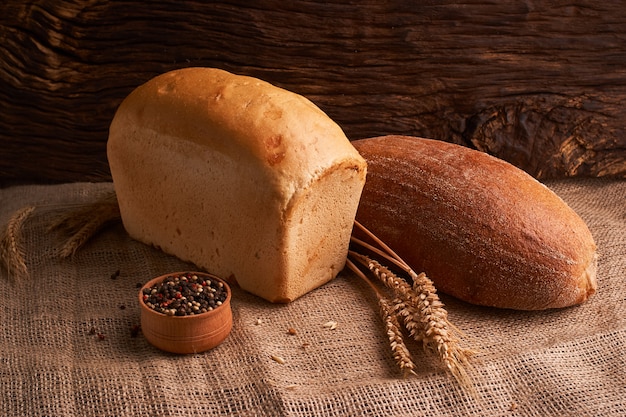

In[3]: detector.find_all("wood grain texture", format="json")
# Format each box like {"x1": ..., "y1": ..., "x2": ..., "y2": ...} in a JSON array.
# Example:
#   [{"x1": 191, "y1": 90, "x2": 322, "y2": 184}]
[{"x1": 1, "y1": 0, "x2": 625, "y2": 186}]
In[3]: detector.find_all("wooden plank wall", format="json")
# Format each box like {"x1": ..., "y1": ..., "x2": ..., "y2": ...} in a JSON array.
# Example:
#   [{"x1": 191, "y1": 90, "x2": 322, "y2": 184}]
[{"x1": 1, "y1": 0, "x2": 625, "y2": 186}]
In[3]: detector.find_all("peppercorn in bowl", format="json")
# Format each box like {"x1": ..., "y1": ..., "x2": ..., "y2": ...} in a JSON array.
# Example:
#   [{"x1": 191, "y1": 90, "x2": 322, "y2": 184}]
[{"x1": 139, "y1": 271, "x2": 232, "y2": 354}]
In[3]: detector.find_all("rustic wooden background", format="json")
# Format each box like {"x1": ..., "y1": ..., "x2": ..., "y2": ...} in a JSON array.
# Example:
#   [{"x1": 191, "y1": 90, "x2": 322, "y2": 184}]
[{"x1": 1, "y1": 0, "x2": 625, "y2": 187}]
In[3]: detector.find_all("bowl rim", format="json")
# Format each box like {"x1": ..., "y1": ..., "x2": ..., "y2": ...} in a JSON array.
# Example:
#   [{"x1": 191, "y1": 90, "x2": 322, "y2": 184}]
[{"x1": 138, "y1": 271, "x2": 232, "y2": 320}]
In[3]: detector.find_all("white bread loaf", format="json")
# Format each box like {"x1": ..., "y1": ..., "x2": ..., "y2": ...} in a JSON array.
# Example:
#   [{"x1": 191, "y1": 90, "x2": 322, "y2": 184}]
[
  {"x1": 353, "y1": 135, "x2": 597, "y2": 310},
  {"x1": 107, "y1": 68, "x2": 367, "y2": 302}
]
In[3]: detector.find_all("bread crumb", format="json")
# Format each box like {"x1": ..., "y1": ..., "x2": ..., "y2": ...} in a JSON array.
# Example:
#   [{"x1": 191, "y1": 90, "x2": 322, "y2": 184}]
[
  {"x1": 323, "y1": 321, "x2": 337, "y2": 330},
  {"x1": 271, "y1": 355, "x2": 286, "y2": 364}
]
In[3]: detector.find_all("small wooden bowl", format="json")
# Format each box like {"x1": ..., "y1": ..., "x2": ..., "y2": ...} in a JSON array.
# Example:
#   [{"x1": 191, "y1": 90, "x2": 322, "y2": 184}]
[{"x1": 139, "y1": 271, "x2": 232, "y2": 354}]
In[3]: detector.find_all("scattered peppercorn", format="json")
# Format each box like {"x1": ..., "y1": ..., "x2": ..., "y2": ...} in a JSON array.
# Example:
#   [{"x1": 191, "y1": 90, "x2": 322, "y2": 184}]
[
  {"x1": 110, "y1": 269, "x2": 121, "y2": 280},
  {"x1": 142, "y1": 272, "x2": 228, "y2": 316},
  {"x1": 130, "y1": 324, "x2": 141, "y2": 338}
]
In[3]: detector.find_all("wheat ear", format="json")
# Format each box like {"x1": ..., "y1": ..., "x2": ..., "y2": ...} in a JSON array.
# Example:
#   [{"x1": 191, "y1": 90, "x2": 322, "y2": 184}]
[
  {"x1": 352, "y1": 252, "x2": 476, "y2": 389},
  {"x1": 347, "y1": 220, "x2": 477, "y2": 391},
  {"x1": 0, "y1": 206, "x2": 36, "y2": 279},
  {"x1": 48, "y1": 190, "x2": 121, "y2": 258},
  {"x1": 346, "y1": 258, "x2": 417, "y2": 377}
]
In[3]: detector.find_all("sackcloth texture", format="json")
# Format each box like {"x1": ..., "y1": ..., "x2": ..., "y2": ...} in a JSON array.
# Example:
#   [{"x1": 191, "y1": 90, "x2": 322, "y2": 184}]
[{"x1": 0, "y1": 178, "x2": 624, "y2": 417}]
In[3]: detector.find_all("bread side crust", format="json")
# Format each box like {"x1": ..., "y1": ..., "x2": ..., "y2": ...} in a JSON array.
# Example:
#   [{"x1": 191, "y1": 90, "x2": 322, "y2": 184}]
[{"x1": 278, "y1": 161, "x2": 367, "y2": 302}]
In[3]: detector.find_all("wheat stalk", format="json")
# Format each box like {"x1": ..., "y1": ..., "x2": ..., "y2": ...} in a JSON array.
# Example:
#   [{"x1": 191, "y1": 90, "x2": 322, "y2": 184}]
[
  {"x1": 0, "y1": 206, "x2": 35, "y2": 279},
  {"x1": 0, "y1": 190, "x2": 122, "y2": 279},
  {"x1": 347, "y1": 220, "x2": 477, "y2": 392},
  {"x1": 48, "y1": 190, "x2": 121, "y2": 258},
  {"x1": 356, "y1": 253, "x2": 476, "y2": 388}
]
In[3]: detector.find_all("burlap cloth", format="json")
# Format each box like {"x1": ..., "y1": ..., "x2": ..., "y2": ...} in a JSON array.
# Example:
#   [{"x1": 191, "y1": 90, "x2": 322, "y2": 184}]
[{"x1": 1, "y1": 178, "x2": 624, "y2": 416}]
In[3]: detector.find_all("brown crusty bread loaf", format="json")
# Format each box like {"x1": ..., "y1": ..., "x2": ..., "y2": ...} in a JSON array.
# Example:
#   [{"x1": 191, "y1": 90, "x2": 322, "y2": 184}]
[
  {"x1": 107, "y1": 67, "x2": 367, "y2": 303},
  {"x1": 353, "y1": 135, "x2": 597, "y2": 310}
]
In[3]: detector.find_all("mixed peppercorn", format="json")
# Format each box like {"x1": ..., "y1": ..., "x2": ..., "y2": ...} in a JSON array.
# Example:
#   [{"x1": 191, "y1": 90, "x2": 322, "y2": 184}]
[{"x1": 142, "y1": 272, "x2": 227, "y2": 316}]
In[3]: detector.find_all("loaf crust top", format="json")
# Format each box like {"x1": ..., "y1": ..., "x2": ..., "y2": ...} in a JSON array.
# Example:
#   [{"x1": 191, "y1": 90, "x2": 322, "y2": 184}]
[{"x1": 110, "y1": 67, "x2": 364, "y2": 194}]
